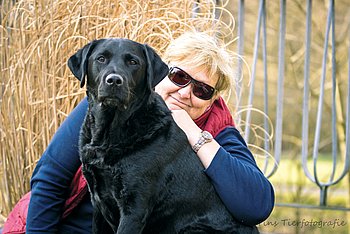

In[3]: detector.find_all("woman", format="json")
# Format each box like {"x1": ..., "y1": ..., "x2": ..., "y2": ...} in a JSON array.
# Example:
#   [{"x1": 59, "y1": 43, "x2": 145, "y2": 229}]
[{"x1": 3, "y1": 31, "x2": 274, "y2": 233}]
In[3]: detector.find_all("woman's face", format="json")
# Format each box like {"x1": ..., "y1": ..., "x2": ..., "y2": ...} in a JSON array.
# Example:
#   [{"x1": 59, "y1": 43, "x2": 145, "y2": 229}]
[{"x1": 155, "y1": 65, "x2": 218, "y2": 120}]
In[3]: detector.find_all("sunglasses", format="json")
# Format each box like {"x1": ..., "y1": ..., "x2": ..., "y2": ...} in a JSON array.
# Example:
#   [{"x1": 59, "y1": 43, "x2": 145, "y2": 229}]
[{"x1": 168, "y1": 67, "x2": 216, "y2": 100}]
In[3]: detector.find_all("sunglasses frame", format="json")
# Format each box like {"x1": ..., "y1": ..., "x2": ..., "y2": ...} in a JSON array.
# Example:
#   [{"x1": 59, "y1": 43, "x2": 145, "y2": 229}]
[{"x1": 168, "y1": 66, "x2": 216, "y2": 100}]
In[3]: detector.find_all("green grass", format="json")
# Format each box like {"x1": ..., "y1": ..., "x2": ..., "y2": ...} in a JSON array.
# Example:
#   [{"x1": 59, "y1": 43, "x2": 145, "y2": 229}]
[{"x1": 268, "y1": 156, "x2": 348, "y2": 206}]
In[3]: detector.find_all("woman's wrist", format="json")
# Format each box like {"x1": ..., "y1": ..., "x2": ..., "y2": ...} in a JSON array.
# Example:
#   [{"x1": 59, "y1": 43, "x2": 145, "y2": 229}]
[
  {"x1": 187, "y1": 128, "x2": 203, "y2": 146},
  {"x1": 191, "y1": 131, "x2": 213, "y2": 153},
  {"x1": 195, "y1": 140, "x2": 220, "y2": 169}
]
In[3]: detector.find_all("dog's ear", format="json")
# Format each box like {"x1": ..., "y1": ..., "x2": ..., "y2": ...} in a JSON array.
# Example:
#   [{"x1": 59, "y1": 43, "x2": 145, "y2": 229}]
[
  {"x1": 143, "y1": 44, "x2": 169, "y2": 89},
  {"x1": 68, "y1": 40, "x2": 98, "y2": 88}
]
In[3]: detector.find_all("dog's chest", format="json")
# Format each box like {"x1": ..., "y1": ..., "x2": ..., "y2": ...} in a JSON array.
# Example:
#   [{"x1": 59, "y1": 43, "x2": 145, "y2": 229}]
[{"x1": 82, "y1": 154, "x2": 124, "y2": 201}]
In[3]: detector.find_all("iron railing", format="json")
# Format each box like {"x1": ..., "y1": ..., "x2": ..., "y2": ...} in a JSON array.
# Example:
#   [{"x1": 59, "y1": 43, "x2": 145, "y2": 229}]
[{"x1": 234, "y1": 0, "x2": 350, "y2": 209}]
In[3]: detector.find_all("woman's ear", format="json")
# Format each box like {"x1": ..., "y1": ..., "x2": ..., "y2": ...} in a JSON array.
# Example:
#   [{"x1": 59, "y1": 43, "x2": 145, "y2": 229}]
[{"x1": 213, "y1": 91, "x2": 221, "y2": 101}]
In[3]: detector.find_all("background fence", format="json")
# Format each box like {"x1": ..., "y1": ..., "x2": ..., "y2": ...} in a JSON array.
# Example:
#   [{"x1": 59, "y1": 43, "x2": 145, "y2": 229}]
[{"x1": 229, "y1": 0, "x2": 349, "y2": 233}]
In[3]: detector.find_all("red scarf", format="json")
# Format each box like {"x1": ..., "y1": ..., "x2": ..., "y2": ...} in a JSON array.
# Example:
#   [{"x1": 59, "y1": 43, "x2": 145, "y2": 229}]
[
  {"x1": 64, "y1": 96, "x2": 234, "y2": 217},
  {"x1": 194, "y1": 96, "x2": 235, "y2": 137}
]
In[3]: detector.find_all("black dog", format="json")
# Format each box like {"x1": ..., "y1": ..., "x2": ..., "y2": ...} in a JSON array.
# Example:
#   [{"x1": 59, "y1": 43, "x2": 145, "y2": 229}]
[{"x1": 68, "y1": 38, "x2": 258, "y2": 234}]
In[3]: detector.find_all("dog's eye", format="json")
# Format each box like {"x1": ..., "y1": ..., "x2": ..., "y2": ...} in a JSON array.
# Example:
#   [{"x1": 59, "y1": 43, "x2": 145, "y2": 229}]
[
  {"x1": 97, "y1": 56, "x2": 106, "y2": 63},
  {"x1": 129, "y1": 59, "x2": 138, "y2": 65}
]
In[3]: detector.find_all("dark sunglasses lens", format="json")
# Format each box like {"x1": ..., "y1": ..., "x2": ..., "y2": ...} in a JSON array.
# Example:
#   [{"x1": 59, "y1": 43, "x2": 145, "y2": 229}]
[
  {"x1": 169, "y1": 69, "x2": 191, "y2": 86},
  {"x1": 169, "y1": 67, "x2": 215, "y2": 100},
  {"x1": 193, "y1": 82, "x2": 215, "y2": 100}
]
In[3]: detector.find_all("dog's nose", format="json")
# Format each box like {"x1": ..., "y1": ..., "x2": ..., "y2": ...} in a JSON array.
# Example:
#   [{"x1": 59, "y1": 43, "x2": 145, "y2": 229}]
[{"x1": 105, "y1": 74, "x2": 123, "y2": 86}]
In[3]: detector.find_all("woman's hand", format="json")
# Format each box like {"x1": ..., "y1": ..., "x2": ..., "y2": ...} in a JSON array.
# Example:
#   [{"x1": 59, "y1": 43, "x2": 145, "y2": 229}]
[{"x1": 170, "y1": 109, "x2": 202, "y2": 145}]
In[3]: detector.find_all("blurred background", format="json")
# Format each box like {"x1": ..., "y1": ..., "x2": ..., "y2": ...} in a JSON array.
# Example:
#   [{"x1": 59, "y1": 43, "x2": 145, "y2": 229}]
[{"x1": 1, "y1": 0, "x2": 349, "y2": 233}]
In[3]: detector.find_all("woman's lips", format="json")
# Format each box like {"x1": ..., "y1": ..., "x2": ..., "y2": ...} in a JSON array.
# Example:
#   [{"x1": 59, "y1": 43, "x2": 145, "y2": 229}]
[{"x1": 170, "y1": 95, "x2": 191, "y2": 108}]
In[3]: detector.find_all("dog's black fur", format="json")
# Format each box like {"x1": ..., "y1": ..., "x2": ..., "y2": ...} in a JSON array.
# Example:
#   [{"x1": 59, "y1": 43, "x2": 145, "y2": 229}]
[{"x1": 68, "y1": 38, "x2": 259, "y2": 234}]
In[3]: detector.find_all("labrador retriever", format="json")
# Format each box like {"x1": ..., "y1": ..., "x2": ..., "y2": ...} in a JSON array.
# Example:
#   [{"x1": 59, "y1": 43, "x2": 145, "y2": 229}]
[{"x1": 68, "y1": 38, "x2": 258, "y2": 234}]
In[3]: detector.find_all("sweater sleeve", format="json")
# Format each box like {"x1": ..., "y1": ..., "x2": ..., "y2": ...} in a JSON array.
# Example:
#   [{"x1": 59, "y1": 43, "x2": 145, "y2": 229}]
[
  {"x1": 26, "y1": 98, "x2": 88, "y2": 233},
  {"x1": 204, "y1": 127, "x2": 275, "y2": 226}
]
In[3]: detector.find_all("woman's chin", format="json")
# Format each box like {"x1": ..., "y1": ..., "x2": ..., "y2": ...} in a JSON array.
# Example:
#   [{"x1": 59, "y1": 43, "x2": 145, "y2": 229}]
[{"x1": 167, "y1": 103, "x2": 183, "y2": 111}]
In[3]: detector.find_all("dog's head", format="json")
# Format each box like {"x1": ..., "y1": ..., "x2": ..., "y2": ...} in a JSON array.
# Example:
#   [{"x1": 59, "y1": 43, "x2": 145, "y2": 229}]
[{"x1": 68, "y1": 38, "x2": 169, "y2": 108}]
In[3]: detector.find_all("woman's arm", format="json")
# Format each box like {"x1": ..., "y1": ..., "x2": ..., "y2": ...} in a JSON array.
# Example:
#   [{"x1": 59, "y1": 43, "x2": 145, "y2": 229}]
[
  {"x1": 170, "y1": 109, "x2": 274, "y2": 226},
  {"x1": 26, "y1": 98, "x2": 88, "y2": 233},
  {"x1": 205, "y1": 127, "x2": 275, "y2": 226}
]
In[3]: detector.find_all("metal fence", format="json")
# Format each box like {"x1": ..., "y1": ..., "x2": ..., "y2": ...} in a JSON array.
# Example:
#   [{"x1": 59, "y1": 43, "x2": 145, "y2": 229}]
[{"x1": 233, "y1": 0, "x2": 350, "y2": 210}]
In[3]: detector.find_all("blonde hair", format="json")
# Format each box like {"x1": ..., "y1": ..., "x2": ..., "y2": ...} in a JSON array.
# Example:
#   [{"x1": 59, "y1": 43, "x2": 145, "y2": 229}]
[{"x1": 163, "y1": 31, "x2": 236, "y2": 97}]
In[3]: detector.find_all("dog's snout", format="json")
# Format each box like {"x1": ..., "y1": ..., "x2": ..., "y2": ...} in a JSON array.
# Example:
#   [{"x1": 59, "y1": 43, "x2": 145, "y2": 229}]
[{"x1": 106, "y1": 74, "x2": 124, "y2": 86}]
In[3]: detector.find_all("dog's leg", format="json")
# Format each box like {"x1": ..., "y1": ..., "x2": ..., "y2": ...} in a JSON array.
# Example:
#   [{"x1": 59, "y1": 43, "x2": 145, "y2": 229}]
[
  {"x1": 92, "y1": 208, "x2": 104, "y2": 234},
  {"x1": 116, "y1": 204, "x2": 153, "y2": 234},
  {"x1": 92, "y1": 207, "x2": 116, "y2": 234},
  {"x1": 117, "y1": 216, "x2": 145, "y2": 234}
]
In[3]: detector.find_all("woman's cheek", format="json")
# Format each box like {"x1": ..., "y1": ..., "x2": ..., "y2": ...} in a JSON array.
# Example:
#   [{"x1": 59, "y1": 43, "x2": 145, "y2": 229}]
[
  {"x1": 155, "y1": 80, "x2": 167, "y2": 98},
  {"x1": 155, "y1": 78, "x2": 177, "y2": 98}
]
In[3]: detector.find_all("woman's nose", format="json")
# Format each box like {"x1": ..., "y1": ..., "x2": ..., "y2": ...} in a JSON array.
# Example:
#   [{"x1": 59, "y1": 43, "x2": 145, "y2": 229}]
[{"x1": 177, "y1": 84, "x2": 192, "y2": 99}]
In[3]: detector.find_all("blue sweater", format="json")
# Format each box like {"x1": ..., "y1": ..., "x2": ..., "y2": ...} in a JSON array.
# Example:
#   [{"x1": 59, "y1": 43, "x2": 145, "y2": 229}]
[{"x1": 26, "y1": 98, "x2": 274, "y2": 233}]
